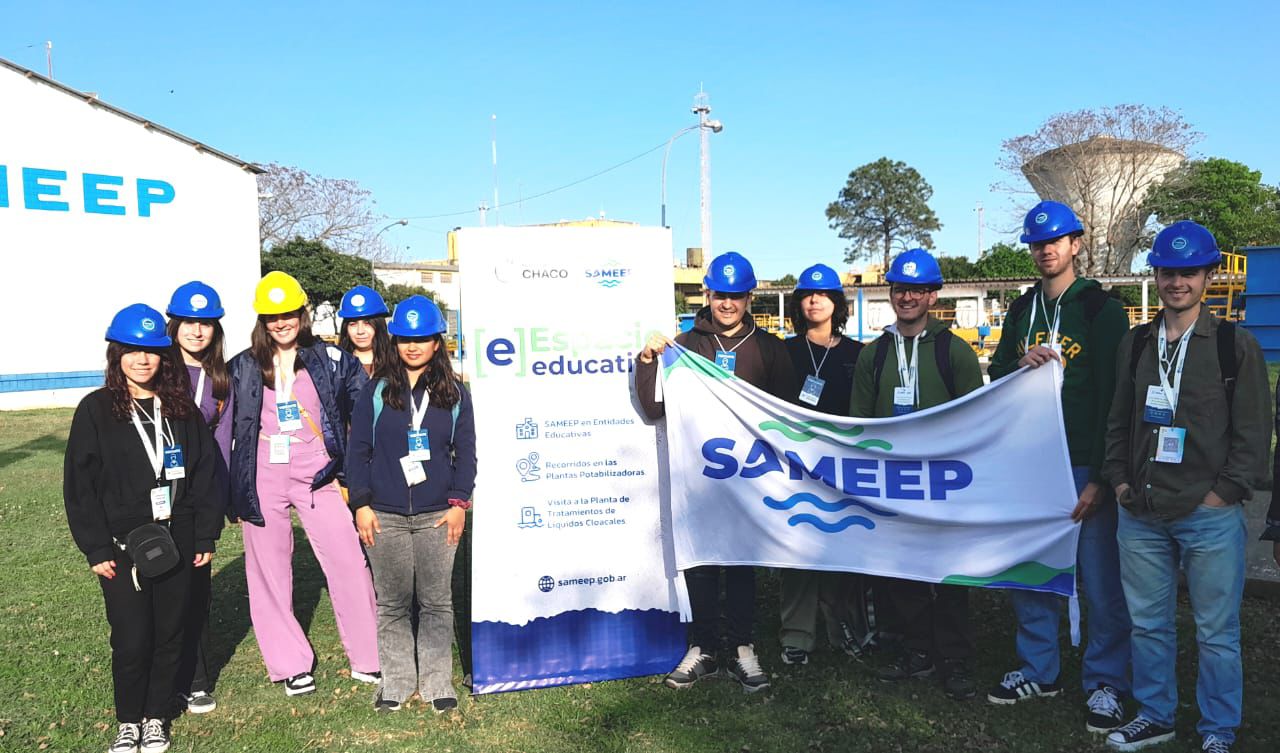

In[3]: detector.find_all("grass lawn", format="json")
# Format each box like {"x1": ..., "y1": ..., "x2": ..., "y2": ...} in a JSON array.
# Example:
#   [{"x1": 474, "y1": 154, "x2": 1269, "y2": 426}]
[{"x1": 1, "y1": 408, "x2": 1277, "y2": 753}]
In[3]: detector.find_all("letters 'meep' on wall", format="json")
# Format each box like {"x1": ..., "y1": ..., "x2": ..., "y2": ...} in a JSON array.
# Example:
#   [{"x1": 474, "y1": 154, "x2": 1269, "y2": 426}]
[{"x1": 0, "y1": 165, "x2": 175, "y2": 217}]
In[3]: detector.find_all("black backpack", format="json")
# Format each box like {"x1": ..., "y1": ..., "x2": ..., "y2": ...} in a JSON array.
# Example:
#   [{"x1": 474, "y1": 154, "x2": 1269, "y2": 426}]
[
  {"x1": 871, "y1": 329, "x2": 957, "y2": 403},
  {"x1": 1127, "y1": 320, "x2": 1238, "y2": 407}
]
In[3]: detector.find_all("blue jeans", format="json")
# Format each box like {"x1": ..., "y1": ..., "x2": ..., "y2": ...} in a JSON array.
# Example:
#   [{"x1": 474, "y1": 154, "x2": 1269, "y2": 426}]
[
  {"x1": 1117, "y1": 503, "x2": 1246, "y2": 744},
  {"x1": 1009, "y1": 467, "x2": 1131, "y2": 692}
]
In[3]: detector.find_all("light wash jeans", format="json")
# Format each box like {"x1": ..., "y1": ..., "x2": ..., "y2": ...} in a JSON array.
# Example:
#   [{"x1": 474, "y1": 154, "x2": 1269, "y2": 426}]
[
  {"x1": 365, "y1": 510, "x2": 459, "y2": 704},
  {"x1": 1117, "y1": 503, "x2": 1246, "y2": 744},
  {"x1": 1009, "y1": 466, "x2": 1131, "y2": 692}
]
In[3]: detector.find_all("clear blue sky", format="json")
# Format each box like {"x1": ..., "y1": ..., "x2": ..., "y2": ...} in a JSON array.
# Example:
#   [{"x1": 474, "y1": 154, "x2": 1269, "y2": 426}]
[{"x1": 5, "y1": 0, "x2": 1277, "y2": 278}]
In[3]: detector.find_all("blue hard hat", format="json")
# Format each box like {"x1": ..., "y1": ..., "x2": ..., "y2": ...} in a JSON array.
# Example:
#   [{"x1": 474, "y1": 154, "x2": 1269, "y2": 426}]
[
  {"x1": 1020, "y1": 200, "x2": 1084, "y2": 244},
  {"x1": 703, "y1": 251, "x2": 757, "y2": 293},
  {"x1": 106, "y1": 303, "x2": 172, "y2": 348},
  {"x1": 1147, "y1": 221, "x2": 1221, "y2": 269},
  {"x1": 388, "y1": 295, "x2": 447, "y2": 337},
  {"x1": 885, "y1": 248, "x2": 943, "y2": 286},
  {"x1": 795, "y1": 263, "x2": 843, "y2": 292},
  {"x1": 338, "y1": 285, "x2": 389, "y2": 319},
  {"x1": 166, "y1": 280, "x2": 224, "y2": 319}
]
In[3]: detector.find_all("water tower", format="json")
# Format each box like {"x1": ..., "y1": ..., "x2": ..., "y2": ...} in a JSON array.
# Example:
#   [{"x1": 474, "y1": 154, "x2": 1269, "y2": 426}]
[{"x1": 1022, "y1": 136, "x2": 1183, "y2": 274}]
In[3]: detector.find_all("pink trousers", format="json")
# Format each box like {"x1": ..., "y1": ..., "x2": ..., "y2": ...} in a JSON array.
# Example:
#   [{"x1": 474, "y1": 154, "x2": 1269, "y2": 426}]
[{"x1": 244, "y1": 439, "x2": 379, "y2": 681}]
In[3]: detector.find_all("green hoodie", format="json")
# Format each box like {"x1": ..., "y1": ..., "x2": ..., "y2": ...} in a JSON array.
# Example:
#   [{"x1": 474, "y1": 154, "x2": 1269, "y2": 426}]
[
  {"x1": 849, "y1": 316, "x2": 984, "y2": 418},
  {"x1": 988, "y1": 277, "x2": 1129, "y2": 482}
]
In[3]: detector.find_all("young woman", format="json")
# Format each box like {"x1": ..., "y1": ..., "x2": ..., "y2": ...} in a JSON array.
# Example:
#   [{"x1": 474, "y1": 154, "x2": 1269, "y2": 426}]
[
  {"x1": 347, "y1": 295, "x2": 476, "y2": 713},
  {"x1": 777, "y1": 264, "x2": 868, "y2": 667},
  {"x1": 65, "y1": 303, "x2": 224, "y2": 753},
  {"x1": 164, "y1": 280, "x2": 231, "y2": 714},
  {"x1": 337, "y1": 285, "x2": 394, "y2": 377},
  {"x1": 227, "y1": 271, "x2": 379, "y2": 696}
]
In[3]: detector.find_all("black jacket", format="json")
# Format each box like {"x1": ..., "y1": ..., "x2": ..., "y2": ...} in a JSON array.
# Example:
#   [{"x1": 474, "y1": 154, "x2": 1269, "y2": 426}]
[
  {"x1": 64, "y1": 389, "x2": 225, "y2": 566},
  {"x1": 228, "y1": 342, "x2": 368, "y2": 525},
  {"x1": 345, "y1": 377, "x2": 478, "y2": 515}
]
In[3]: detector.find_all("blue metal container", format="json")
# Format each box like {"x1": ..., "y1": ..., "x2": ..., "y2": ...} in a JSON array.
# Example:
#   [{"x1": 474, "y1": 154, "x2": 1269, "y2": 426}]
[{"x1": 1241, "y1": 246, "x2": 1280, "y2": 362}]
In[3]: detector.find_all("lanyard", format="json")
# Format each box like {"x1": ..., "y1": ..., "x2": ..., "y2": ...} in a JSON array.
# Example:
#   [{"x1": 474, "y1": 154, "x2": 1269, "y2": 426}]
[
  {"x1": 1157, "y1": 318, "x2": 1194, "y2": 419},
  {"x1": 194, "y1": 368, "x2": 207, "y2": 406},
  {"x1": 805, "y1": 336, "x2": 833, "y2": 377},
  {"x1": 130, "y1": 398, "x2": 168, "y2": 481},
  {"x1": 892, "y1": 330, "x2": 920, "y2": 403},
  {"x1": 408, "y1": 383, "x2": 431, "y2": 431},
  {"x1": 1024, "y1": 285, "x2": 1064, "y2": 353},
  {"x1": 273, "y1": 355, "x2": 295, "y2": 404},
  {"x1": 712, "y1": 323, "x2": 756, "y2": 355}
]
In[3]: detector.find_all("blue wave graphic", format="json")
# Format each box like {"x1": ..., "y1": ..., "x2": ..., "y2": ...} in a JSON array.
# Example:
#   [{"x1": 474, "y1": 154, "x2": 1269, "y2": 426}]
[
  {"x1": 984, "y1": 572, "x2": 1076, "y2": 596},
  {"x1": 788, "y1": 514, "x2": 876, "y2": 532},
  {"x1": 597, "y1": 279, "x2": 622, "y2": 287},
  {"x1": 762, "y1": 493, "x2": 897, "y2": 517}
]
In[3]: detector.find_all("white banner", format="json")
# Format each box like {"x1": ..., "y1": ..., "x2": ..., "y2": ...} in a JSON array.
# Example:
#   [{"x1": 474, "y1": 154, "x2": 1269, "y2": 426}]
[
  {"x1": 459, "y1": 226, "x2": 685, "y2": 693},
  {"x1": 659, "y1": 343, "x2": 1081, "y2": 597}
]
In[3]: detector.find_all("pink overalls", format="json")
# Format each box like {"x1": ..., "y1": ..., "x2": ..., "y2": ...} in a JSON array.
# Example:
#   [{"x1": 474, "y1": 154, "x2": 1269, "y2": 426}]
[{"x1": 242, "y1": 368, "x2": 379, "y2": 681}]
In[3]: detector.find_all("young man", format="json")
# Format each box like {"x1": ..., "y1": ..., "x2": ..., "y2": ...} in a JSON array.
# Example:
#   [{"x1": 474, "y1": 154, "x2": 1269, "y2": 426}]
[
  {"x1": 1102, "y1": 221, "x2": 1271, "y2": 753},
  {"x1": 986, "y1": 200, "x2": 1133, "y2": 734},
  {"x1": 636, "y1": 251, "x2": 798, "y2": 693},
  {"x1": 849, "y1": 248, "x2": 984, "y2": 700}
]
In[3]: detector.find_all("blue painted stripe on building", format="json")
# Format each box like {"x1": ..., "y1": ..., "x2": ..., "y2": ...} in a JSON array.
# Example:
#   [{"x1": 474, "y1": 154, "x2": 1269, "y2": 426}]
[{"x1": 0, "y1": 370, "x2": 103, "y2": 393}]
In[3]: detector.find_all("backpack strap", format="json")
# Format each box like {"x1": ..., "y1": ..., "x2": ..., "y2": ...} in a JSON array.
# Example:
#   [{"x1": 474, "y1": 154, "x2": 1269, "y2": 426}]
[
  {"x1": 1217, "y1": 321, "x2": 1237, "y2": 407},
  {"x1": 1128, "y1": 323, "x2": 1150, "y2": 384},
  {"x1": 1006, "y1": 288, "x2": 1037, "y2": 330},
  {"x1": 371, "y1": 378, "x2": 386, "y2": 448},
  {"x1": 1078, "y1": 285, "x2": 1113, "y2": 324},
  {"x1": 934, "y1": 329, "x2": 957, "y2": 399},
  {"x1": 871, "y1": 335, "x2": 892, "y2": 405}
]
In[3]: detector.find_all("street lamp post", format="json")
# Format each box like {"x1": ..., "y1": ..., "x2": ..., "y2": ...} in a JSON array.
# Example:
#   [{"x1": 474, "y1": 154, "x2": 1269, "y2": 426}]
[
  {"x1": 372, "y1": 219, "x2": 408, "y2": 285},
  {"x1": 659, "y1": 93, "x2": 723, "y2": 256}
]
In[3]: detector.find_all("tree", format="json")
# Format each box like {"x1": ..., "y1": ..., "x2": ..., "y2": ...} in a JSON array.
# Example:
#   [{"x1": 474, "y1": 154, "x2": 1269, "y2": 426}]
[
  {"x1": 381, "y1": 283, "x2": 444, "y2": 312},
  {"x1": 935, "y1": 256, "x2": 976, "y2": 281},
  {"x1": 261, "y1": 237, "x2": 376, "y2": 307},
  {"x1": 826, "y1": 158, "x2": 942, "y2": 272},
  {"x1": 774, "y1": 273, "x2": 798, "y2": 288},
  {"x1": 997, "y1": 105, "x2": 1201, "y2": 275},
  {"x1": 1142, "y1": 158, "x2": 1280, "y2": 251},
  {"x1": 257, "y1": 163, "x2": 392, "y2": 259},
  {"x1": 974, "y1": 242, "x2": 1038, "y2": 279}
]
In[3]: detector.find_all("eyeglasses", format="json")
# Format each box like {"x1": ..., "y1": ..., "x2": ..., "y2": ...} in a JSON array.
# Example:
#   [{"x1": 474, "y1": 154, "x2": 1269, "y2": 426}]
[{"x1": 890, "y1": 287, "x2": 932, "y2": 299}]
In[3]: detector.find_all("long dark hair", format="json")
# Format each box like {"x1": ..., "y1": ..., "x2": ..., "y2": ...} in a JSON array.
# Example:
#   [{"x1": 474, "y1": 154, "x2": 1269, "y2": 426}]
[
  {"x1": 379, "y1": 334, "x2": 461, "y2": 412},
  {"x1": 338, "y1": 317, "x2": 395, "y2": 375},
  {"x1": 104, "y1": 342, "x2": 196, "y2": 422},
  {"x1": 166, "y1": 316, "x2": 231, "y2": 405},
  {"x1": 789, "y1": 288, "x2": 850, "y2": 336},
  {"x1": 249, "y1": 308, "x2": 316, "y2": 386}
]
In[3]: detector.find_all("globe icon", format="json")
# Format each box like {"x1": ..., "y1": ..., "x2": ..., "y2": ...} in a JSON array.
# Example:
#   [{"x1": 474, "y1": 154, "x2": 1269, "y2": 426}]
[{"x1": 538, "y1": 575, "x2": 555, "y2": 593}]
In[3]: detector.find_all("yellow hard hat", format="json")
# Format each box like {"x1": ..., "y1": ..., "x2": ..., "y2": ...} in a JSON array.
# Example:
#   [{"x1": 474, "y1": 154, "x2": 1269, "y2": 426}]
[{"x1": 254, "y1": 271, "x2": 308, "y2": 315}]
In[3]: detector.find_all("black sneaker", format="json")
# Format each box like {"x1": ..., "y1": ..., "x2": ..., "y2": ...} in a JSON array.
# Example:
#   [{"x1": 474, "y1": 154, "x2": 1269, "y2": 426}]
[
  {"x1": 726, "y1": 644, "x2": 770, "y2": 693},
  {"x1": 284, "y1": 672, "x2": 316, "y2": 696},
  {"x1": 780, "y1": 645, "x2": 809, "y2": 665},
  {"x1": 373, "y1": 689, "x2": 401, "y2": 713},
  {"x1": 877, "y1": 649, "x2": 935, "y2": 682},
  {"x1": 432, "y1": 697, "x2": 459, "y2": 713},
  {"x1": 941, "y1": 659, "x2": 976, "y2": 700},
  {"x1": 986, "y1": 669, "x2": 1061, "y2": 704},
  {"x1": 664, "y1": 646, "x2": 718, "y2": 689},
  {"x1": 1201, "y1": 735, "x2": 1231, "y2": 753},
  {"x1": 109, "y1": 722, "x2": 141, "y2": 753},
  {"x1": 182, "y1": 691, "x2": 216, "y2": 714},
  {"x1": 1106, "y1": 716, "x2": 1175, "y2": 751},
  {"x1": 139, "y1": 718, "x2": 170, "y2": 753},
  {"x1": 1086, "y1": 684, "x2": 1125, "y2": 733}
]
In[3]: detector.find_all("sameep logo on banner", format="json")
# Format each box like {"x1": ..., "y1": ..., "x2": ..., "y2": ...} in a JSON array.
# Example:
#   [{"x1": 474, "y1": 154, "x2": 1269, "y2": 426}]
[{"x1": 459, "y1": 226, "x2": 684, "y2": 693}]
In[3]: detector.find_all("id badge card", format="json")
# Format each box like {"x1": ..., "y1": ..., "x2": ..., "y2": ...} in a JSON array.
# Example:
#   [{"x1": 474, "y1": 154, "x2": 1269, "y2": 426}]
[
  {"x1": 892, "y1": 386, "x2": 914, "y2": 416},
  {"x1": 407, "y1": 429, "x2": 431, "y2": 461},
  {"x1": 799, "y1": 375, "x2": 825, "y2": 406},
  {"x1": 276, "y1": 400, "x2": 303, "y2": 432},
  {"x1": 269, "y1": 434, "x2": 291, "y2": 464},
  {"x1": 400, "y1": 455, "x2": 427, "y2": 486},
  {"x1": 150, "y1": 486, "x2": 172, "y2": 520},
  {"x1": 1155, "y1": 426, "x2": 1186, "y2": 464},
  {"x1": 1142, "y1": 385, "x2": 1173, "y2": 426},
  {"x1": 714, "y1": 350, "x2": 737, "y2": 372},
  {"x1": 163, "y1": 445, "x2": 185, "y2": 480}
]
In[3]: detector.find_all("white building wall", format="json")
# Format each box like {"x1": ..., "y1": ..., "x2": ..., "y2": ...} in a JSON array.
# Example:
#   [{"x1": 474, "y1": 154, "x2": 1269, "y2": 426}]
[{"x1": 0, "y1": 67, "x2": 260, "y2": 408}]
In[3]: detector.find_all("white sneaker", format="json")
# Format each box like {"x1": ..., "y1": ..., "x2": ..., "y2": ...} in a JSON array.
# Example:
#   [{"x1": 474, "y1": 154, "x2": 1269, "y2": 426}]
[
  {"x1": 350, "y1": 669, "x2": 381, "y2": 684},
  {"x1": 139, "y1": 718, "x2": 170, "y2": 753},
  {"x1": 284, "y1": 672, "x2": 316, "y2": 696},
  {"x1": 108, "y1": 722, "x2": 141, "y2": 753}
]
